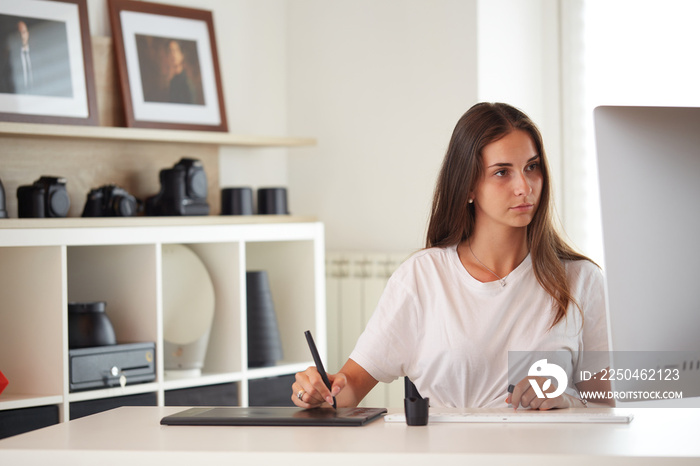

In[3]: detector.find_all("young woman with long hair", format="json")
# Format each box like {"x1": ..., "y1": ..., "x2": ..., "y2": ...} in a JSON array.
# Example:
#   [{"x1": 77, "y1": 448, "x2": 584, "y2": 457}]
[{"x1": 292, "y1": 102, "x2": 612, "y2": 410}]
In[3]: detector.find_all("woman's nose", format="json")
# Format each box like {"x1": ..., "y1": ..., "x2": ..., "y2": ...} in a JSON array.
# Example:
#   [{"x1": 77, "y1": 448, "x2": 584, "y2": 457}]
[{"x1": 514, "y1": 172, "x2": 532, "y2": 196}]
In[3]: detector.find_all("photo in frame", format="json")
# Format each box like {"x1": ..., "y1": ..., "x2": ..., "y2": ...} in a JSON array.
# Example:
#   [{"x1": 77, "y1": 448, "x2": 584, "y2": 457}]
[
  {"x1": 108, "y1": 0, "x2": 228, "y2": 132},
  {"x1": 0, "y1": 0, "x2": 98, "y2": 125}
]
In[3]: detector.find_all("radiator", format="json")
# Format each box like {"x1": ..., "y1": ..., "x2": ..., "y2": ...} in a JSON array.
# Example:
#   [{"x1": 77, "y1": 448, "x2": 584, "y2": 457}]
[{"x1": 325, "y1": 251, "x2": 410, "y2": 407}]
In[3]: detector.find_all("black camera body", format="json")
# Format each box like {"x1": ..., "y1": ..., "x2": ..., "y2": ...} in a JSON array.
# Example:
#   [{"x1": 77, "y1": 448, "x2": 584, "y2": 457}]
[
  {"x1": 0, "y1": 176, "x2": 8, "y2": 218},
  {"x1": 82, "y1": 185, "x2": 141, "y2": 217},
  {"x1": 17, "y1": 176, "x2": 70, "y2": 218},
  {"x1": 145, "y1": 158, "x2": 209, "y2": 216}
]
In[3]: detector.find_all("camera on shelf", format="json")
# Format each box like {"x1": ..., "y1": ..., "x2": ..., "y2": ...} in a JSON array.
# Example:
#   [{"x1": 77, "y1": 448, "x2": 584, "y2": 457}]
[
  {"x1": 17, "y1": 176, "x2": 70, "y2": 218},
  {"x1": 0, "y1": 176, "x2": 8, "y2": 218},
  {"x1": 145, "y1": 158, "x2": 210, "y2": 216},
  {"x1": 81, "y1": 184, "x2": 141, "y2": 217}
]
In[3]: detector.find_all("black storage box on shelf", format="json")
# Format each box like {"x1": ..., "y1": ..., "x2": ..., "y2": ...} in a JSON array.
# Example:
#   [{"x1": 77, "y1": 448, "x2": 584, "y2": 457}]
[{"x1": 69, "y1": 342, "x2": 156, "y2": 392}]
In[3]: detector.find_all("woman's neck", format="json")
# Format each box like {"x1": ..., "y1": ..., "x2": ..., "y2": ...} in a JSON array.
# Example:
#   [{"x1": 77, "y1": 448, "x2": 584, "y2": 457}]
[{"x1": 458, "y1": 227, "x2": 529, "y2": 281}]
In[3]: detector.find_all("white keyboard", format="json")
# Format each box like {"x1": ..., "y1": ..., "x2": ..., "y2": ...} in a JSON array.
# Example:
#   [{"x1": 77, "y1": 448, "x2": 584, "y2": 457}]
[{"x1": 384, "y1": 411, "x2": 634, "y2": 424}]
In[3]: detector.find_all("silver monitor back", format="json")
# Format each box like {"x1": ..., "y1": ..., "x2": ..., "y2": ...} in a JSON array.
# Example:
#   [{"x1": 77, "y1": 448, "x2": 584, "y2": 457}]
[{"x1": 594, "y1": 106, "x2": 700, "y2": 404}]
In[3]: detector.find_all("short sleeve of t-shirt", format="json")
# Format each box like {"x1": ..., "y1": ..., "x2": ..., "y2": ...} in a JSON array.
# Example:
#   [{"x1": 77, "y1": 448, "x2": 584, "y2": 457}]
[{"x1": 349, "y1": 271, "x2": 421, "y2": 383}]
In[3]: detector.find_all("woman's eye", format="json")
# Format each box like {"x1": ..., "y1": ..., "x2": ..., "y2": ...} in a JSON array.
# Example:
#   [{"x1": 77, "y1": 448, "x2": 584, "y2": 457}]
[
  {"x1": 526, "y1": 162, "x2": 539, "y2": 171},
  {"x1": 495, "y1": 169, "x2": 507, "y2": 177}
]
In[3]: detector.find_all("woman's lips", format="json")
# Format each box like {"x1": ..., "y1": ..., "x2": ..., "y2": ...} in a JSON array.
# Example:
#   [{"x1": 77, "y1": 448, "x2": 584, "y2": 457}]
[{"x1": 511, "y1": 203, "x2": 534, "y2": 212}]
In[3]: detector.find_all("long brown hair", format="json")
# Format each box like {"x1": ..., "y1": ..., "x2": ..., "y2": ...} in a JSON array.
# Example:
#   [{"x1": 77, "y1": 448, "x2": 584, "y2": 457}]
[{"x1": 426, "y1": 102, "x2": 592, "y2": 327}]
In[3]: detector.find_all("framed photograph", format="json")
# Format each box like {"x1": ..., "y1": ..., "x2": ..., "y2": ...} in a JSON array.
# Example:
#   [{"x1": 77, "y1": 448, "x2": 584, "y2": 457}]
[
  {"x1": 0, "y1": 0, "x2": 98, "y2": 125},
  {"x1": 108, "y1": 0, "x2": 228, "y2": 132}
]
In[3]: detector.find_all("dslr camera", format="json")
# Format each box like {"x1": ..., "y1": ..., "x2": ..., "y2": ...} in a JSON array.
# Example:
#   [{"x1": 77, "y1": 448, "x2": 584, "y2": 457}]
[
  {"x1": 17, "y1": 176, "x2": 70, "y2": 218},
  {"x1": 145, "y1": 158, "x2": 209, "y2": 216},
  {"x1": 82, "y1": 184, "x2": 141, "y2": 217},
  {"x1": 0, "y1": 176, "x2": 8, "y2": 218}
]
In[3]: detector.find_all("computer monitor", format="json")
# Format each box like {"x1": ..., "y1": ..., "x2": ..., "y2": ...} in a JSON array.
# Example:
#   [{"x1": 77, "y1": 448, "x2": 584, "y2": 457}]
[{"x1": 594, "y1": 105, "x2": 700, "y2": 406}]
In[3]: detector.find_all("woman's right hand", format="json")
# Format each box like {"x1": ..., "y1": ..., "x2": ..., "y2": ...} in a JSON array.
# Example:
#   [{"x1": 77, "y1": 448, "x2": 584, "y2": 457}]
[{"x1": 291, "y1": 366, "x2": 347, "y2": 409}]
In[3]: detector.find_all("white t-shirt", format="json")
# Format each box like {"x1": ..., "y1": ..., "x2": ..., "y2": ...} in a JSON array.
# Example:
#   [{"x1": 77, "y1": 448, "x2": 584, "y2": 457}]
[{"x1": 349, "y1": 245, "x2": 609, "y2": 408}]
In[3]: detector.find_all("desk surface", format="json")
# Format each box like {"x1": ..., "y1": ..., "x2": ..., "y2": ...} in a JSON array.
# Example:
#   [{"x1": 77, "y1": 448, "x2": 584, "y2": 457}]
[{"x1": 1, "y1": 406, "x2": 699, "y2": 465}]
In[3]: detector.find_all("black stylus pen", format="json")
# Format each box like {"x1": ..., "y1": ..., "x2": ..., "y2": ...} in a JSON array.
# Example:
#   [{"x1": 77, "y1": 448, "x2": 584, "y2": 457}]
[{"x1": 304, "y1": 330, "x2": 337, "y2": 409}]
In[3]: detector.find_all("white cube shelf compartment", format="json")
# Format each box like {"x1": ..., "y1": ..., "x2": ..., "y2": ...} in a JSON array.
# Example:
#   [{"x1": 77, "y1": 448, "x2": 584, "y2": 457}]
[{"x1": 0, "y1": 217, "x2": 326, "y2": 422}]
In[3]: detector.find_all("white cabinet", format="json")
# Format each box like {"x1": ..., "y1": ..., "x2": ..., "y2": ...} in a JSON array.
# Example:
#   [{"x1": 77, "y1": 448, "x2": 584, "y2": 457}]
[{"x1": 0, "y1": 216, "x2": 325, "y2": 422}]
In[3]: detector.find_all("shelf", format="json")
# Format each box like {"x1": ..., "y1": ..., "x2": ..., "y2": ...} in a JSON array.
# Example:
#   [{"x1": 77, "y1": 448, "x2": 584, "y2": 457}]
[
  {"x1": 246, "y1": 362, "x2": 313, "y2": 380},
  {"x1": 0, "y1": 219, "x2": 326, "y2": 421},
  {"x1": 0, "y1": 217, "x2": 321, "y2": 247},
  {"x1": 0, "y1": 394, "x2": 63, "y2": 411},
  {"x1": 163, "y1": 372, "x2": 245, "y2": 391},
  {"x1": 0, "y1": 216, "x2": 317, "y2": 230},
  {"x1": 67, "y1": 383, "x2": 160, "y2": 403},
  {"x1": 0, "y1": 121, "x2": 316, "y2": 148},
  {"x1": 160, "y1": 361, "x2": 312, "y2": 391}
]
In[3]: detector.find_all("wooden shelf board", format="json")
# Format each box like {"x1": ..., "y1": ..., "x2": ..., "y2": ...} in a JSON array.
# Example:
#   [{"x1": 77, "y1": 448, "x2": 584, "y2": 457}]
[{"x1": 0, "y1": 121, "x2": 316, "y2": 148}]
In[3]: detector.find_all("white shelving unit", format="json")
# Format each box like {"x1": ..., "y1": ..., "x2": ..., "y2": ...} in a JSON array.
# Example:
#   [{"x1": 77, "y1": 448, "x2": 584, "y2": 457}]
[
  {"x1": 0, "y1": 216, "x2": 326, "y2": 422},
  {"x1": 0, "y1": 113, "x2": 322, "y2": 425}
]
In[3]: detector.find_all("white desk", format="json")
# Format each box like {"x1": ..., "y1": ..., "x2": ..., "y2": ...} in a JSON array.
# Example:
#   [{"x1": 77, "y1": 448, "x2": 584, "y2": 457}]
[{"x1": 1, "y1": 406, "x2": 699, "y2": 465}]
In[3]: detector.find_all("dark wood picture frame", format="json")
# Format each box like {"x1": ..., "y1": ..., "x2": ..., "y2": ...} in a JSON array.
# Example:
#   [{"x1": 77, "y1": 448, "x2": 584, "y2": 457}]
[
  {"x1": 0, "y1": 0, "x2": 98, "y2": 125},
  {"x1": 108, "y1": 0, "x2": 228, "y2": 132}
]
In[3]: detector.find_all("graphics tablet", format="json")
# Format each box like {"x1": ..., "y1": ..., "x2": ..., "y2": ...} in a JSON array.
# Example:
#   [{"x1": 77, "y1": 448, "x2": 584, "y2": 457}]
[{"x1": 160, "y1": 406, "x2": 387, "y2": 427}]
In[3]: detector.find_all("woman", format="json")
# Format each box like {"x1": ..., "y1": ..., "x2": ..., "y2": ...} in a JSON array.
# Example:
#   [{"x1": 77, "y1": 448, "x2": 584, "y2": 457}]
[
  {"x1": 293, "y1": 102, "x2": 612, "y2": 410},
  {"x1": 167, "y1": 40, "x2": 193, "y2": 104}
]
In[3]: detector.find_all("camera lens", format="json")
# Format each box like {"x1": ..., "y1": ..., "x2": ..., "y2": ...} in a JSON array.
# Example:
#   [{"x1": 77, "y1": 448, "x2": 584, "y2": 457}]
[
  {"x1": 48, "y1": 189, "x2": 70, "y2": 217},
  {"x1": 113, "y1": 195, "x2": 137, "y2": 217},
  {"x1": 188, "y1": 169, "x2": 207, "y2": 200}
]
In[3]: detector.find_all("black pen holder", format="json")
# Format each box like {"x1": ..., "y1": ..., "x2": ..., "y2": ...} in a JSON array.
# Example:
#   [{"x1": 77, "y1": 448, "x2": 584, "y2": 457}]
[{"x1": 404, "y1": 396, "x2": 429, "y2": 426}]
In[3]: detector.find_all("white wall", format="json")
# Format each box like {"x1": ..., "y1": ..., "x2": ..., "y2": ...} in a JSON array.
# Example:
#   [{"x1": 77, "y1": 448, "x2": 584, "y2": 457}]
[
  {"x1": 286, "y1": 0, "x2": 479, "y2": 253},
  {"x1": 477, "y1": 0, "x2": 563, "y2": 216}
]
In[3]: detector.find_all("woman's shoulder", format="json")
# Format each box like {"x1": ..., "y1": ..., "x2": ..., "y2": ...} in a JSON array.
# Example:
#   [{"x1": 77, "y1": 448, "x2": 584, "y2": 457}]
[
  {"x1": 390, "y1": 246, "x2": 457, "y2": 280},
  {"x1": 401, "y1": 246, "x2": 456, "y2": 268},
  {"x1": 564, "y1": 257, "x2": 603, "y2": 284}
]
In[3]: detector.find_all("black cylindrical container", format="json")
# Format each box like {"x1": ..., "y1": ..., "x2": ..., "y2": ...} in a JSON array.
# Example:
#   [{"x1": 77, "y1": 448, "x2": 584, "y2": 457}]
[
  {"x1": 404, "y1": 396, "x2": 430, "y2": 426},
  {"x1": 246, "y1": 271, "x2": 283, "y2": 367},
  {"x1": 221, "y1": 187, "x2": 254, "y2": 215},
  {"x1": 257, "y1": 188, "x2": 289, "y2": 215},
  {"x1": 68, "y1": 301, "x2": 117, "y2": 349}
]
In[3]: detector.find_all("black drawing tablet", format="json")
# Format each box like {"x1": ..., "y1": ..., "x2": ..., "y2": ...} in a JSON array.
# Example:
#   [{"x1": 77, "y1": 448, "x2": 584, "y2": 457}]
[{"x1": 160, "y1": 406, "x2": 387, "y2": 427}]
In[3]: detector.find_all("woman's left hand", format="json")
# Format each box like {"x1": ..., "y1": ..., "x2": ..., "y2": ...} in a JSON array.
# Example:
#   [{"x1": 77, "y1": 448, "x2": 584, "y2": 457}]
[{"x1": 507, "y1": 376, "x2": 583, "y2": 410}]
